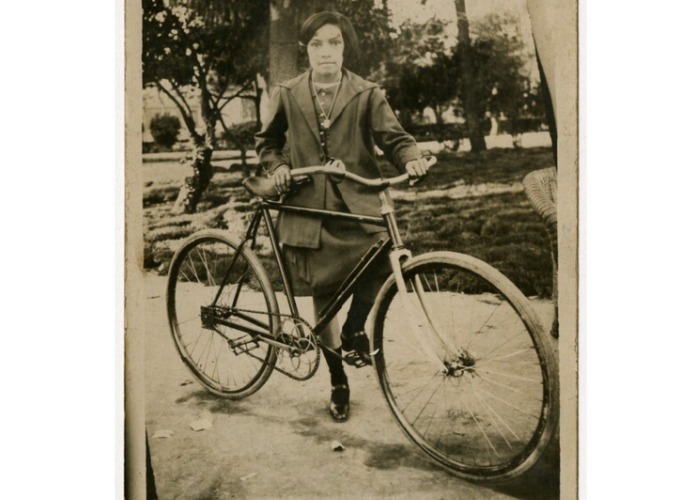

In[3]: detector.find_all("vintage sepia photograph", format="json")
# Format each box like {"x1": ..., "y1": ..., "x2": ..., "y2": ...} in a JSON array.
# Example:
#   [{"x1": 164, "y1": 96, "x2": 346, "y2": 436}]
[{"x1": 125, "y1": 0, "x2": 578, "y2": 498}]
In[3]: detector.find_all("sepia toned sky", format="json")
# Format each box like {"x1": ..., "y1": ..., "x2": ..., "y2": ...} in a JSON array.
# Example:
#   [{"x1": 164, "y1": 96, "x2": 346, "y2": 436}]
[{"x1": 388, "y1": 0, "x2": 530, "y2": 25}]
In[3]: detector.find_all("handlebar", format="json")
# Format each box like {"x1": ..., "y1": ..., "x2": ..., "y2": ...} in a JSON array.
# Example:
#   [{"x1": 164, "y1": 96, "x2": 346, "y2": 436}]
[
  {"x1": 289, "y1": 156, "x2": 437, "y2": 188},
  {"x1": 242, "y1": 156, "x2": 437, "y2": 199}
]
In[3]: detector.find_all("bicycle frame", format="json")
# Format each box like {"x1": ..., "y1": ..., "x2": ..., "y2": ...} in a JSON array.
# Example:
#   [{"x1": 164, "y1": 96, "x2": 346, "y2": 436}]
[
  {"x1": 201, "y1": 182, "x2": 448, "y2": 373},
  {"x1": 243, "y1": 194, "x2": 397, "y2": 338}
]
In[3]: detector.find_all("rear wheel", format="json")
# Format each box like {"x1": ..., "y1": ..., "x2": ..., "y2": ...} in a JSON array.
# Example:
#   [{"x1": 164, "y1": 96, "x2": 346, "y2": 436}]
[
  {"x1": 166, "y1": 231, "x2": 279, "y2": 399},
  {"x1": 371, "y1": 252, "x2": 558, "y2": 482}
]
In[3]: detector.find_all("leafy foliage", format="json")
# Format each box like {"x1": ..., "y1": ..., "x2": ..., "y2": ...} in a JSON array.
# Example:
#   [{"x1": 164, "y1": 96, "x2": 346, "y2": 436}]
[
  {"x1": 142, "y1": 0, "x2": 268, "y2": 213},
  {"x1": 376, "y1": 17, "x2": 456, "y2": 126},
  {"x1": 143, "y1": 0, "x2": 268, "y2": 101},
  {"x1": 374, "y1": 10, "x2": 547, "y2": 138},
  {"x1": 469, "y1": 12, "x2": 547, "y2": 135},
  {"x1": 335, "y1": 0, "x2": 395, "y2": 77},
  {"x1": 149, "y1": 113, "x2": 182, "y2": 148}
]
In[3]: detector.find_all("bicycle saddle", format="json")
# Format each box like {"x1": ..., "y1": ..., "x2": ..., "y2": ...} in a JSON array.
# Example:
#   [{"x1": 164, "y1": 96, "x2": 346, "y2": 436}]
[{"x1": 242, "y1": 176, "x2": 311, "y2": 199}]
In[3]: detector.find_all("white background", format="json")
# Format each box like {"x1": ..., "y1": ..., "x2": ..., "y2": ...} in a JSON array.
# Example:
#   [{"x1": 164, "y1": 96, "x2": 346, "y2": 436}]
[{"x1": 1, "y1": 1, "x2": 699, "y2": 497}]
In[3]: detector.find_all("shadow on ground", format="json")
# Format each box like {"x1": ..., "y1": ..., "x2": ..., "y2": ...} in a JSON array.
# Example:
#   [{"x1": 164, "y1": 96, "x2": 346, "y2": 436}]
[{"x1": 489, "y1": 435, "x2": 560, "y2": 499}]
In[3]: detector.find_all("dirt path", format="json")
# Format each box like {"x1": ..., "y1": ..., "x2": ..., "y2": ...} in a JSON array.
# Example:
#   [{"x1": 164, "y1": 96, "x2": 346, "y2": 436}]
[{"x1": 142, "y1": 273, "x2": 559, "y2": 499}]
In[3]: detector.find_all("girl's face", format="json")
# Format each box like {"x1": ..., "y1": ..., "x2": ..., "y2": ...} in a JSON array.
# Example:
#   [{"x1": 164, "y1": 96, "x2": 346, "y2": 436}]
[{"x1": 307, "y1": 23, "x2": 344, "y2": 82}]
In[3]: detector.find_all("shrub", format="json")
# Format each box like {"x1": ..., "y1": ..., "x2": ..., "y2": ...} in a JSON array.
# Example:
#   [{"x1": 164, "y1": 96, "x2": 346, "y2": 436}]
[{"x1": 149, "y1": 114, "x2": 181, "y2": 149}]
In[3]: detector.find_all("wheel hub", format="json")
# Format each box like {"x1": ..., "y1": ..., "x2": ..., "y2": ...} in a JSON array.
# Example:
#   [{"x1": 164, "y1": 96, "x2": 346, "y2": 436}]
[
  {"x1": 443, "y1": 349, "x2": 477, "y2": 377},
  {"x1": 200, "y1": 305, "x2": 229, "y2": 329}
]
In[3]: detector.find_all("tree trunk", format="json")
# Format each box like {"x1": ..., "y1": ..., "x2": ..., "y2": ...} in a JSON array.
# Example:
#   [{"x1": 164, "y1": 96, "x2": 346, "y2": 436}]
[
  {"x1": 172, "y1": 84, "x2": 215, "y2": 214},
  {"x1": 172, "y1": 134, "x2": 214, "y2": 214},
  {"x1": 269, "y1": 0, "x2": 300, "y2": 88},
  {"x1": 253, "y1": 79, "x2": 263, "y2": 129},
  {"x1": 454, "y1": 0, "x2": 486, "y2": 153},
  {"x1": 434, "y1": 103, "x2": 443, "y2": 126}
]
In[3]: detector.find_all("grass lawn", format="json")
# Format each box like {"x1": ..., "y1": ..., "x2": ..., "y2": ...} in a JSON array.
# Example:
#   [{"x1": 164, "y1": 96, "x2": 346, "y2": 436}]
[{"x1": 142, "y1": 147, "x2": 556, "y2": 298}]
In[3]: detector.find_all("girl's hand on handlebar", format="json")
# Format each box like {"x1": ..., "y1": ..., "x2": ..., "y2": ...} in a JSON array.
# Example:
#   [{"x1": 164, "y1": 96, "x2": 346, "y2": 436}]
[
  {"x1": 405, "y1": 158, "x2": 429, "y2": 180},
  {"x1": 272, "y1": 165, "x2": 292, "y2": 194}
]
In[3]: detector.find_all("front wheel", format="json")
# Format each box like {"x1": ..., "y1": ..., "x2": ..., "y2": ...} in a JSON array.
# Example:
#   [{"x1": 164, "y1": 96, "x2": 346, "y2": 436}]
[
  {"x1": 166, "y1": 231, "x2": 279, "y2": 399},
  {"x1": 370, "y1": 252, "x2": 558, "y2": 482}
]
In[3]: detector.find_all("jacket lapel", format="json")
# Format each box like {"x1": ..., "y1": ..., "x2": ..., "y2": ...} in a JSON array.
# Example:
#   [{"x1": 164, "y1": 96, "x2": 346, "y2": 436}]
[
  {"x1": 328, "y1": 70, "x2": 378, "y2": 128},
  {"x1": 286, "y1": 71, "x2": 321, "y2": 147}
]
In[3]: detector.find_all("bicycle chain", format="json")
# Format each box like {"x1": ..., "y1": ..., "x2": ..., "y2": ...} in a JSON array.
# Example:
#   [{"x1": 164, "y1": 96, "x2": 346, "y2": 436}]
[{"x1": 232, "y1": 308, "x2": 321, "y2": 381}]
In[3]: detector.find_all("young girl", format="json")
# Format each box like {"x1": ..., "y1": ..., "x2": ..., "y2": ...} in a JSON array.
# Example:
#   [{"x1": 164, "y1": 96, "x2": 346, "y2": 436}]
[{"x1": 255, "y1": 11, "x2": 428, "y2": 421}]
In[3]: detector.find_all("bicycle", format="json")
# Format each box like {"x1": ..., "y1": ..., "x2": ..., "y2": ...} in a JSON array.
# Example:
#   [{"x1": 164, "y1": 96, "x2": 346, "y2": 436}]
[{"x1": 166, "y1": 158, "x2": 559, "y2": 483}]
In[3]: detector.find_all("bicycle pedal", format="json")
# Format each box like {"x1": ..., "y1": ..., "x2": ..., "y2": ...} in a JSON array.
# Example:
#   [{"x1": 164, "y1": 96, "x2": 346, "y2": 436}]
[{"x1": 343, "y1": 349, "x2": 379, "y2": 368}]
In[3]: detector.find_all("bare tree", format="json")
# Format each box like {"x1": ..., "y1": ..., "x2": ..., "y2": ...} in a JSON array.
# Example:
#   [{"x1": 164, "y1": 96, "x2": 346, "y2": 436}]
[
  {"x1": 454, "y1": 0, "x2": 487, "y2": 153},
  {"x1": 143, "y1": 0, "x2": 266, "y2": 213}
]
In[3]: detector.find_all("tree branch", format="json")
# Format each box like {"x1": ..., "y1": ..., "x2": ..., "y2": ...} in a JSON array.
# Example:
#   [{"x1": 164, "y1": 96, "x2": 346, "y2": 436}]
[
  {"x1": 170, "y1": 82, "x2": 195, "y2": 120},
  {"x1": 212, "y1": 72, "x2": 232, "y2": 109},
  {"x1": 156, "y1": 80, "x2": 198, "y2": 136},
  {"x1": 213, "y1": 82, "x2": 254, "y2": 111},
  {"x1": 211, "y1": 80, "x2": 253, "y2": 102}
]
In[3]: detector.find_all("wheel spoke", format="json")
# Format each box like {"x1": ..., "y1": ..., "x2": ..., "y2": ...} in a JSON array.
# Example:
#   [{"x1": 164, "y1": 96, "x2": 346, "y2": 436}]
[
  {"x1": 478, "y1": 326, "x2": 529, "y2": 360},
  {"x1": 473, "y1": 386, "x2": 541, "y2": 420},
  {"x1": 196, "y1": 328, "x2": 215, "y2": 370},
  {"x1": 468, "y1": 376, "x2": 519, "y2": 445},
  {"x1": 458, "y1": 382, "x2": 500, "y2": 459},
  {"x1": 185, "y1": 328, "x2": 207, "y2": 356},
  {"x1": 410, "y1": 373, "x2": 445, "y2": 427},
  {"x1": 384, "y1": 308, "x2": 441, "y2": 360},
  {"x1": 195, "y1": 246, "x2": 215, "y2": 287},
  {"x1": 479, "y1": 347, "x2": 535, "y2": 364},
  {"x1": 422, "y1": 383, "x2": 449, "y2": 456},
  {"x1": 476, "y1": 367, "x2": 542, "y2": 385},
  {"x1": 397, "y1": 370, "x2": 443, "y2": 414},
  {"x1": 477, "y1": 372, "x2": 540, "y2": 399},
  {"x1": 186, "y1": 253, "x2": 203, "y2": 284},
  {"x1": 211, "y1": 337, "x2": 224, "y2": 383}
]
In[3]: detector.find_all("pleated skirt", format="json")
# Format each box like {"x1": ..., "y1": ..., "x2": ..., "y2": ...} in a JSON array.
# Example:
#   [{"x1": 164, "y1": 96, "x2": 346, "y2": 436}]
[{"x1": 281, "y1": 180, "x2": 391, "y2": 297}]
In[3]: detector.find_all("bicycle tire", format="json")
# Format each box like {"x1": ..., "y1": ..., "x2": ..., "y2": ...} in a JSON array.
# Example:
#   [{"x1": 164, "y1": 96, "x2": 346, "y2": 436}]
[
  {"x1": 370, "y1": 251, "x2": 558, "y2": 482},
  {"x1": 167, "y1": 230, "x2": 279, "y2": 399}
]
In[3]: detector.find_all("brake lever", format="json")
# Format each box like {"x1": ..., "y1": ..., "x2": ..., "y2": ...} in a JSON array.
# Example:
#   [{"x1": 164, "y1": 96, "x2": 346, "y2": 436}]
[
  {"x1": 408, "y1": 174, "x2": 427, "y2": 187},
  {"x1": 288, "y1": 175, "x2": 313, "y2": 194}
]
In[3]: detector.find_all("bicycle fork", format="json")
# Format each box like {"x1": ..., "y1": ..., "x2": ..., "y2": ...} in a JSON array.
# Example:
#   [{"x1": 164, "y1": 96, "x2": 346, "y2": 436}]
[
  {"x1": 380, "y1": 190, "x2": 455, "y2": 374},
  {"x1": 387, "y1": 249, "x2": 452, "y2": 374}
]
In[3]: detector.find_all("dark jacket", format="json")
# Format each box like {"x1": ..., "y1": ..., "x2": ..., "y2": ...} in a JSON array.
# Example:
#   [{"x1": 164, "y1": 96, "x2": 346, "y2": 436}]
[{"x1": 255, "y1": 69, "x2": 421, "y2": 248}]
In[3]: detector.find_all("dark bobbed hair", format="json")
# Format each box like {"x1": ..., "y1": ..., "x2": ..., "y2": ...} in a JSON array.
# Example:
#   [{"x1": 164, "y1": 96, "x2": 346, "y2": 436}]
[{"x1": 298, "y1": 11, "x2": 360, "y2": 69}]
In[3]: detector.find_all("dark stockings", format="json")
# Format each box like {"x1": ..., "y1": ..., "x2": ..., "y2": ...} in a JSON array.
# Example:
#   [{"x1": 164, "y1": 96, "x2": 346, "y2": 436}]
[
  {"x1": 342, "y1": 297, "x2": 373, "y2": 338},
  {"x1": 322, "y1": 346, "x2": 347, "y2": 387}
]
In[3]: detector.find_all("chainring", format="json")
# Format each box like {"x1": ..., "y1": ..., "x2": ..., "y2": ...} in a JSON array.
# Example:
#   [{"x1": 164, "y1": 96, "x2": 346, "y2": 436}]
[{"x1": 232, "y1": 308, "x2": 321, "y2": 381}]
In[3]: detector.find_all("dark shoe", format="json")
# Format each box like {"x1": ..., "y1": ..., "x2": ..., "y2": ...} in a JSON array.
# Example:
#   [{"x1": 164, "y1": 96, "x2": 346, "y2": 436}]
[
  {"x1": 329, "y1": 384, "x2": 350, "y2": 421},
  {"x1": 341, "y1": 331, "x2": 374, "y2": 368}
]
